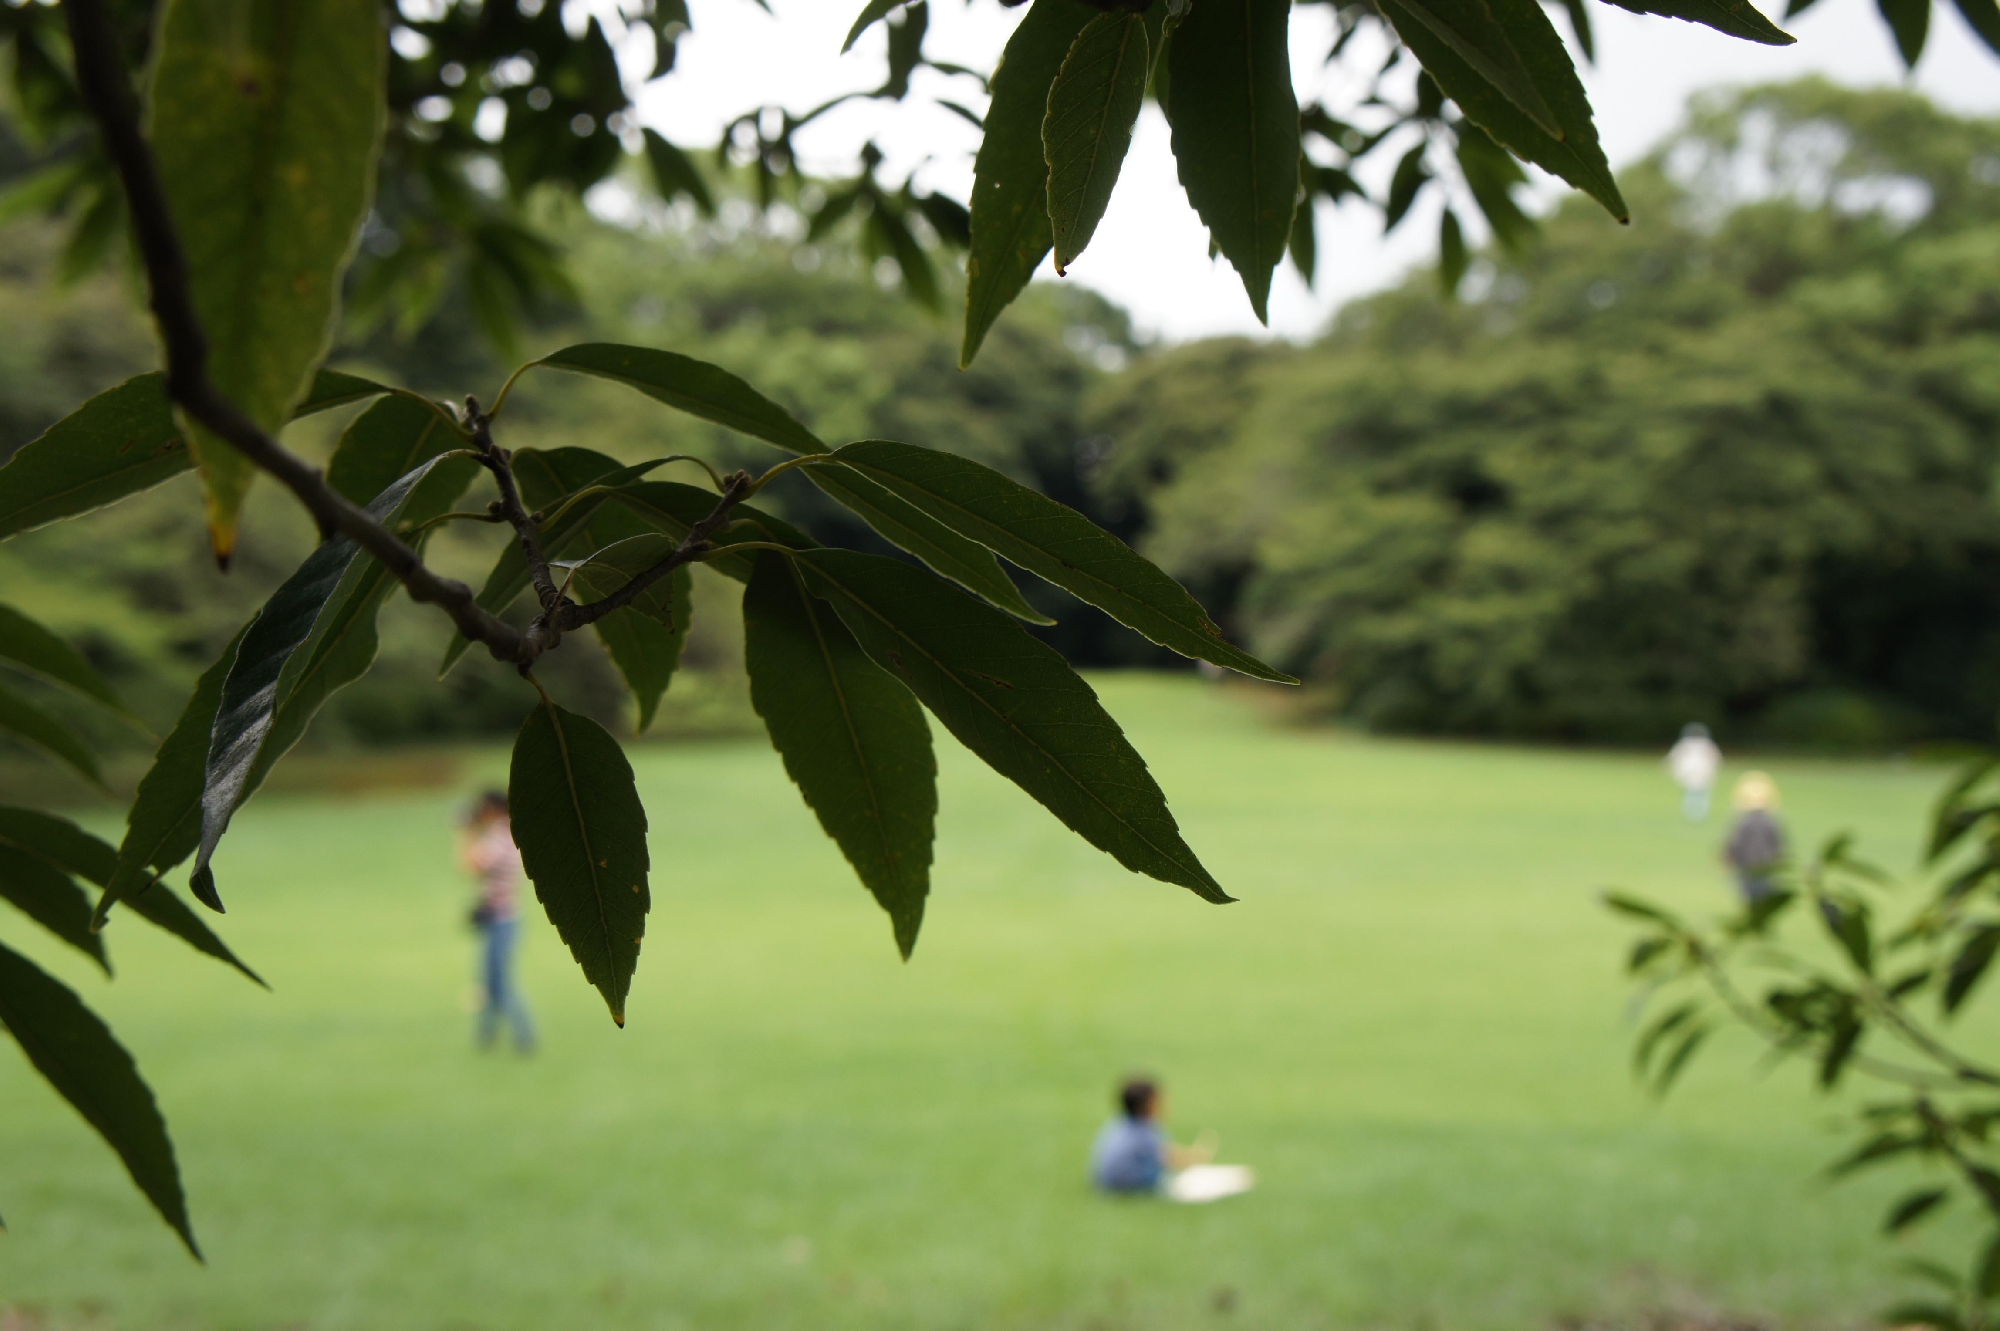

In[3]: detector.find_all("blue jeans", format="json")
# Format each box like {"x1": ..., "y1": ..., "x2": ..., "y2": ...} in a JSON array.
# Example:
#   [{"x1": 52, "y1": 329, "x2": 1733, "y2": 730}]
[{"x1": 477, "y1": 917, "x2": 535, "y2": 1052}]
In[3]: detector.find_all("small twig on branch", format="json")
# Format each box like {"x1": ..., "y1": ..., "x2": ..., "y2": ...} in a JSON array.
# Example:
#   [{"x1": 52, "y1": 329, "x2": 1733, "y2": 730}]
[{"x1": 544, "y1": 471, "x2": 755, "y2": 636}]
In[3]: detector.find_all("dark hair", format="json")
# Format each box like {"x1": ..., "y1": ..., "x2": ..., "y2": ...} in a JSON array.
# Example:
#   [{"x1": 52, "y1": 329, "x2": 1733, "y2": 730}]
[
  {"x1": 467, "y1": 789, "x2": 508, "y2": 823},
  {"x1": 1118, "y1": 1077, "x2": 1158, "y2": 1120}
]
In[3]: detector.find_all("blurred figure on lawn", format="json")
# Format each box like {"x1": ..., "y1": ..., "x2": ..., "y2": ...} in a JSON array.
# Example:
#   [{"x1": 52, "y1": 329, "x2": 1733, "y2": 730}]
[
  {"x1": 1723, "y1": 771, "x2": 1787, "y2": 905},
  {"x1": 1666, "y1": 723, "x2": 1723, "y2": 822},
  {"x1": 459, "y1": 789, "x2": 535, "y2": 1054},
  {"x1": 1090, "y1": 1076, "x2": 1251, "y2": 1203}
]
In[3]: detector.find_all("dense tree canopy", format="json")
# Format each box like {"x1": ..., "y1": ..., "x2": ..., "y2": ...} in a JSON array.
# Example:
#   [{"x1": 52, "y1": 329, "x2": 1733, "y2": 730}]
[{"x1": 1095, "y1": 82, "x2": 2000, "y2": 744}]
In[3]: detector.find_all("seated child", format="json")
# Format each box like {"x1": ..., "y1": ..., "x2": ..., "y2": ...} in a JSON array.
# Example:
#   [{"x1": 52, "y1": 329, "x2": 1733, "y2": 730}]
[{"x1": 1089, "y1": 1076, "x2": 1222, "y2": 1195}]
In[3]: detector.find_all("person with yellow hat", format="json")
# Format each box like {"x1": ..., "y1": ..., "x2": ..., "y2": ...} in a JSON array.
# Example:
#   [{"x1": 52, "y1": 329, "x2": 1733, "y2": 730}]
[{"x1": 1722, "y1": 772, "x2": 1787, "y2": 904}]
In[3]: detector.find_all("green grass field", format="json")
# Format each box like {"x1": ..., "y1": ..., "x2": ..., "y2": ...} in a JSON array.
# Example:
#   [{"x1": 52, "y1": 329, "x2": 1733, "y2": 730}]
[{"x1": 0, "y1": 675, "x2": 1981, "y2": 1329}]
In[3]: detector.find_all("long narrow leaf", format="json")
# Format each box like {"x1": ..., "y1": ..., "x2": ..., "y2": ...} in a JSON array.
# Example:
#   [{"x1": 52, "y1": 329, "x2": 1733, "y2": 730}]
[
  {"x1": 150, "y1": 0, "x2": 386, "y2": 557},
  {"x1": 534, "y1": 344, "x2": 825, "y2": 456},
  {"x1": 612, "y1": 481, "x2": 817, "y2": 583},
  {"x1": 962, "y1": 0, "x2": 1096, "y2": 366},
  {"x1": 744, "y1": 552, "x2": 935, "y2": 956},
  {"x1": 1166, "y1": 0, "x2": 1300, "y2": 323},
  {"x1": 192, "y1": 456, "x2": 473, "y2": 900},
  {"x1": 1600, "y1": 0, "x2": 1793, "y2": 42},
  {"x1": 0, "y1": 853, "x2": 108, "y2": 973},
  {"x1": 796, "y1": 550, "x2": 1229, "y2": 904},
  {"x1": 1044, "y1": 13, "x2": 1150, "y2": 273},
  {"x1": 811, "y1": 443, "x2": 1292, "y2": 680},
  {"x1": 0, "y1": 603, "x2": 136, "y2": 721},
  {"x1": 0, "y1": 678, "x2": 104, "y2": 789},
  {"x1": 509, "y1": 697, "x2": 651, "y2": 1025},
  {"x1": 804, "y1": 466, "x2": 1049, "y2": 622},
  {"x1": 0, "y1": 369, "x2": 379, "y2": 542},
  {"x1": 0, "y1": 940, "x2": 197, "y2": 1255},
  {"x1": 1381, "y1": 0, "x2": 1626, "y2": 220}
]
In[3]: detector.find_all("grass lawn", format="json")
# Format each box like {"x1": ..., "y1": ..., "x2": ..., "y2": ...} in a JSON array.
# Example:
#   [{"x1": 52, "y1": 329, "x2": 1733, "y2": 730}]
[{"x1": 0, "y1": 673, "x2": 1983, "y2": 1330}]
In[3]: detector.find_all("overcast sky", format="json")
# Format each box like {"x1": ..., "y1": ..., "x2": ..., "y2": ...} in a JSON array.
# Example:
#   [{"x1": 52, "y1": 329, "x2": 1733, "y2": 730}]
[{"x1": 626, "y1": 0, "x2": 2000, "y2": 343}]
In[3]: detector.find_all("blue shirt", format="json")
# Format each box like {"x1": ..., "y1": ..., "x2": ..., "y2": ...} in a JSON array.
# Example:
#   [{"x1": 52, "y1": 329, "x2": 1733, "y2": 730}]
[{"x1": 1090, "y1": 1116, "x2": 1165, "y2": 1193}]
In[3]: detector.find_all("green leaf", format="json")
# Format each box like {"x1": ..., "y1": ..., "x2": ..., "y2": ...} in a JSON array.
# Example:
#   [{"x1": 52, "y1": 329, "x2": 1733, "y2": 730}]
[
  {"x1": 796, "y1": 550, "x2": 1229, "y2": 904},
  {"x1": 1953, "y1": 0, "x2": 2000, "y2": 58},
  {"x1": 1944, "y1": 924, "x2": 2000, "y2": 1014},
  {"x1": 0, "y1": 940, "x2": 197, "y2": 1256},
  {"x1": 324, "y1": 393, "x2": 464, "y2": 507},
  {"x1": 1879, "y1": 1303, "x2": 1966, "y2": 1331},
  {"x1": 641, "y1": 129, "x2": 715, "y2": 216},
  {"x1": 1165, "y1": 0, "x2": 1300, "y2": 324},
  {"x1": 1438, "y1": 207, "x2": 1469, "y2": 295},
  {"x1": 743, "y1": 553, "x2": 936, "y2": 957},
  {"x1": 1043, "y1": 13, "x2": 1150, "y2": 274},
  {"x1": 192, "y1": 454, "x2": 478, "y2": 900},
  {"x1": 0, "y1": 375, "x2": 184, "y2": 541},
  {"x1": 1288, "y1": 169, "x2": 1317, "y2": 285},
  {"x1": 1876, "y1": 0, "x2": 1929, "y2": 65},
  {"x1": 0, "y1": 852, "x2": 108, "y2": 974},
  {"x1": 509, "y1": 696, "x2": 651, "y2": 1025},
  {"x1": 962, "y1": 0, "x2": 1096, "y2": 366},
  {"x1": 534, "y1": 344, "x2": 825, "y2": 456},
  {"x1": 1885, "y1": 1187, "x2": 1950, "y2": 1234},
  {"x1": 809, "y1": 442, "x2": 1295, "y2": 681},
  {"x1": 1382, "y1": 0, "x2": 1561, "y2": 134},
  {"x1": 611, "y1": 481, "x2": 817, "y2": 583},
  {"x1": 566, "y1": 537, "x2": 695, "y2": 734},
  {"x1": 1599, "y1": 0, "x2": 1794, "y2": 43},
  {"x1": 1828, "y1": 1131, "x2": 1925, "y2": 1179},
  {"x1": 0, "y1": 369, "x2": 383, "y2": 544},
  {"x1": 1633, "y1": 999, "x2": 1698, "y2": 1073},
  {"x1": 123, "y1": 883, "x2": 264, "y2": 986},
  {"x1": 803, "y1": 467, "x2": 1050, "y2": 623},
  {"x1": 1384, "y1": 143, "x2": 1429, "y2": 232},
  {"x1": 1380, "y1": 0, "x2": 1627, "y2": 221},
  {"x1": 99, "y1": 628, "x2": 247, "y2": 924},
  {"x1": 1602, "y1": 890, "x2": 1683, "y2": 928},
  {"x1": 0, "y1": 807, "x2": 119, "y2": 888},
  {"x1": 1982, "y1": 1229, "x2": 2000, "y2": 1298},
  {"x1": 1558, "y1": 0, "x2": 1596, "y2": 58},
  {"x1": 0, "y1": 602, "x2": 135, "y2": 721},
  {"x1": 149, "y1": 0, "x2": 387, "y2": 559},
  {"x1": 1651, "y1": 1022, "x2": 1710, "y2": 1093},
  {"x1": 436, "y1": 450, "x2": 667, "y2": 676},
  {"x1": 843, "y1": 0, "x2": 909, "y2": 52},
  {"x1": 0, "y1": 678, "x2": 103, "y2": 789}
]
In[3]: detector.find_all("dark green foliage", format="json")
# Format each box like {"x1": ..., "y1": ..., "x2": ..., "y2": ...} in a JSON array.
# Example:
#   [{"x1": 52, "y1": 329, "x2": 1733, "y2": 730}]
[
  {"x1": 802, "y1": 465, "x2": 1048, "y2": 623},
  {"x1": 1378, "y1": 0, "x2": 1625, "y2": 221},
  {"x1": 508, "y1": 696, "x2": 650, "y2": 1025},
  {"x1": 0, "y1": 679, "x2": 105, "y2": 789},
  {"x1": 0, "y1": 851, "x2": 108, "y2": 973},
  {"x1": 0, "y1": 939, "x2": 196, "y2": 1256},
  {"x1": 0, "y1": 601, "x2": 134, "y2": 718},
  {"x1": 798, "y1": 549, "x2": 1227, "y2": 904},
  {"x1": 567, "y1": 538, "x2": 694, "y2": 734},
  {"x1": 536, "y1": 343, "x2": 826, "y2": 456},
  {"x1": 744, "y1": 552, "x2": 936, "y2": 956},
  {"x1": 962, "y1": 0, "x2": 1095, "y2": 367},
  {"x1": 1043, "y1": 13, "x2": 1150, "y2": 274},
  {"x1": 1164, "y1": 0, "x2": 1299, "y2": 323},
  {"x1": 1119, "y1": 84, "x2": 2000, "y2": 742},
  {"x1": 813, "y1": 441, "x2": 1291, "y2": 682}
]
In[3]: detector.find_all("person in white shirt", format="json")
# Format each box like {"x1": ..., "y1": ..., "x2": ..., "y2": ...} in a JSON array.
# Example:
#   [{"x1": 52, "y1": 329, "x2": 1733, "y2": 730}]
[{"x1": 1665, "y1": 723, "x2": 1723, "y2": 822}]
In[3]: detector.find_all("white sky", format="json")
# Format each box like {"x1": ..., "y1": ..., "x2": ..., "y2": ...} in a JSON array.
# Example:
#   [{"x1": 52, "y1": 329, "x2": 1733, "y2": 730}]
[{"x1": 627, "y1": 0, "x2": 2000, "y2": 342}]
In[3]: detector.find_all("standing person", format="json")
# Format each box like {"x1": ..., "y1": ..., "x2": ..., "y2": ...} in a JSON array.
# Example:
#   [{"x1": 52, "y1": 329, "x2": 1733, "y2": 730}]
[
  {"x1": 1666, "y1": 723, "x2": 1723, "y2": 822},
  {"x1": 1723, "y1": 771, "x2": 1788, "y2": 905},
  {"x1": 459, "y1": 790, "x2": 535, "y2": 1054},
  {"x1": 1089, "y1": 1076, "x2": 1216, "y2": 1195}
]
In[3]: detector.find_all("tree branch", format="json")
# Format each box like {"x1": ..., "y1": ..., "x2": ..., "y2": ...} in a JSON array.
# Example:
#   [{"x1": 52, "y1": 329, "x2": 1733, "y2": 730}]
[
  {"x1": 545, "y1": 471, "x2": 755, "y2": 635},
  {"x1": 61, "y1": 0, "x2": 528, "y2": 664}
]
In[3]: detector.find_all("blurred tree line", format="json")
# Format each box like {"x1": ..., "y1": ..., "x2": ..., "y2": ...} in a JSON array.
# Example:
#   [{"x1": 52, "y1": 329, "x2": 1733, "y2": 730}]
[
  {"x1": 6, "y1": 78, "x2": 1997, "y2": 754},
  {"x1": 1097, "y1": 80, "x2": 2000, "y2": 747}
]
